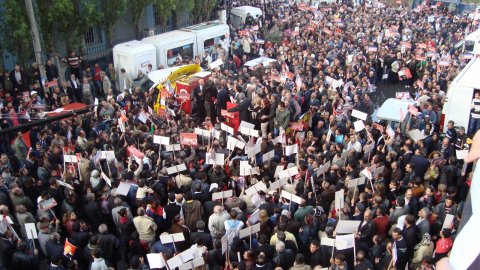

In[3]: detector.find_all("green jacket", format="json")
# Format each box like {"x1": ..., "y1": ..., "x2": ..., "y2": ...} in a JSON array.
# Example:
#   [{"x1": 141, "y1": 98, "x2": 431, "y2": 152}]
[{"x1": 274, "y1": 108, "x2": 290, "y2": 129}]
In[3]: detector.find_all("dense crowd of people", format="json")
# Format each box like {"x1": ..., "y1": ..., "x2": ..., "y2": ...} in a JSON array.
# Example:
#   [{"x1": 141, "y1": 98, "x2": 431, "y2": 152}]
[{"x1": 0, "y1": 0, "x2": 479, "y2": 270}]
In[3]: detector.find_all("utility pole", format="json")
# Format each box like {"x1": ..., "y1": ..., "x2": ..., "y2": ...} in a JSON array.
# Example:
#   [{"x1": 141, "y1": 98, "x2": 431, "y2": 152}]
[{"x1": 25, "y1": 0, "x2": 47, "y2": 83}]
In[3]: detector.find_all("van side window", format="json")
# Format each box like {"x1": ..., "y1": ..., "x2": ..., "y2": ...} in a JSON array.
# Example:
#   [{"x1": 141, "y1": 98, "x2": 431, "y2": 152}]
[{"x1": 167, "y1": 43, "x2": 194, "y2": 67}]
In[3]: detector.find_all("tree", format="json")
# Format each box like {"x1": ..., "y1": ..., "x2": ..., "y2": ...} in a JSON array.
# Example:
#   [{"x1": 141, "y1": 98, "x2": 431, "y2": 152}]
[
  {"x1": 152, "y1": 0, "x2": 175, "y2": 28},
  {"x1": 172, "y1": 0, "x2": 194, "y2": 29},
  {"x1": 98, "y1": 0, "x2": 128, "y2": 47},
  {"x1": 192, "y1": 0, "x2": 217, "y2": 23},
  {"x1": 0, "y1": 0, "x2": 32, "y2": 65},
  {"x1": 128, "y1": 0, "x2": 152, "y2": 39}
]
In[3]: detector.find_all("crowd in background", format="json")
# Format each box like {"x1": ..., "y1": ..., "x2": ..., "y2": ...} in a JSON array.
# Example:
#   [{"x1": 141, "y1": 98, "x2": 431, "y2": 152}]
[{"x1": 0, "y1": 0, "x2": 479, "y2": 270}]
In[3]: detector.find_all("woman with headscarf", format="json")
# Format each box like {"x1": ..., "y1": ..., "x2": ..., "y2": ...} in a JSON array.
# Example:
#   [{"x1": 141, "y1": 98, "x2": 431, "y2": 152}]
[{"x1": 411, "y1": 233, "x2": 434, "y2": 269}]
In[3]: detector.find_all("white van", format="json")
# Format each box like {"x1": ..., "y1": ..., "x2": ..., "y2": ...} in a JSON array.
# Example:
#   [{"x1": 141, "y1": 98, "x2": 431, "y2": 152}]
[
  {"x1": 230, "y1": 6, "x2": 263, "y2": 28},
  {"x1": 141, "y1": 30, "x2": 197, "y2": 68},
  {"x1": 463, "y1": 28, "x2": 480, "y2": 56},
  {"x1": 112, "y1": 40, "x2": 157, "y2": 80},
  {"x1": 440, "y1": 57, "x2": 480, "y2": 132},
  {"x1": 181, "y1": 21, "x2": 229, "y2": 55}
]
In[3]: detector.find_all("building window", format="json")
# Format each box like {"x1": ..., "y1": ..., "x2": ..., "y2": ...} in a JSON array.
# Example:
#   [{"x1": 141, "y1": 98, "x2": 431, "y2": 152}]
[{"x1": 84, "y1": 27, "x2": 102, "y2": 45}]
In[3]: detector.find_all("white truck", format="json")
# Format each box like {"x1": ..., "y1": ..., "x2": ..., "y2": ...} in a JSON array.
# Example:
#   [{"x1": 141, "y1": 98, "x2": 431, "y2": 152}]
[{"x1": 440, "y1": 57, "x2": 480, "y2": 132}]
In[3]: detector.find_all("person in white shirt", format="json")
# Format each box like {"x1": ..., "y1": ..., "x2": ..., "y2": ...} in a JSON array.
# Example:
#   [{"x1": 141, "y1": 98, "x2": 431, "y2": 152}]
[{"x1": 347, "y1": 135, "x2": 362, "y2": 153}]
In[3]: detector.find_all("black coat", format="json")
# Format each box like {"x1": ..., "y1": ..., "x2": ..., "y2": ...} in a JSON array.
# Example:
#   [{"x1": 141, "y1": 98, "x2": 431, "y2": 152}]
[
  {"x1": 189, "y1": 231, "x2": 212, "y2": 248},
  {"x1": 45, "y1": 240, "x2": 63, "y2": 261},
  {"x1": 12, "y1": 251, "x2": 38, "y2": 270},
  {"x1": 272, "y1": 249, "x2": 295, "y2": 269},
  {"x1": 96, "y1": 233, "x2": 121, "y2": 264},
  {"x1": 217, "y1": 88, "x2": 229, "y2": 110},
  {"x1": 228, "y1": 98, "x2": 251, "y2": 122}
]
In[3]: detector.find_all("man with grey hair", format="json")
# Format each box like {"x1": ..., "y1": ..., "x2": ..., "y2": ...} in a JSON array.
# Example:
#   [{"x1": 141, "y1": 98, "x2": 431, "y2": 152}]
[
  {"x1": 97, "y1": 224, "x2": 121, "y2": 267},
  {"x1": 189, "y1": 220, "x2": 212, "y2": 248},
  {"x1": 133, "y1": 207, "x2": 157, "y2": 244},
  {"x1": 208, "y1": 205, "x2": 228, "y2": 239},
  {"x1": 272, "y1": 241, "x2": 295, "y2": 269}
]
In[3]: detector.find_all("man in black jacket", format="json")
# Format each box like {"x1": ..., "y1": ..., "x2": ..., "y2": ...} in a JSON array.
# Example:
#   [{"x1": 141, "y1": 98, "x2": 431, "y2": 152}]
[
  {"x1": 272, "y1": 241, "x2": 295, "y2": 269},
  {"x1": 227, "y1": 93, "x2": 250, "y2": 122},
  {"x1": 96, "y1": 224, "x2": 121, "y2": 268},
  {"x1": 164, "y1": 193, "x2": 182, "y2": 231},
  {"x1": 392, "y1": 228, "x2": 409, "y2": 270},
  {"x1": 402, "y1": 214, "x2": 420, "y2": 261},
  {"x1": 189, "y1": 220, "x2": 212, "y2": 249},
  {"x1": 194, "y1": 79, "x2": 206, "y2": 121}
]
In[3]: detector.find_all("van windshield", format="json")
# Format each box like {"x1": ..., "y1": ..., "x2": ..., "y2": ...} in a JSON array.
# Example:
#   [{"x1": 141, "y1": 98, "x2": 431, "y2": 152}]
[
  {"x1": 465, "y1": 40, "x2": 475, "y2": 53},
  {"x1": 167, "y1": 43, "x2": 194, "y2": 67}
]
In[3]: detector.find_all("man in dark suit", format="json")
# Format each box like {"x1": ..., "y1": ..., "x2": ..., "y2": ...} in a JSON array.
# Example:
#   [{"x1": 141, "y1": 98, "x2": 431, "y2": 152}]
[
  {"x1": 193, "y1": 79, "x2": 206, "y2": 121},
  {"x1": 164, "y1": 193, "x2": 182, "y2": 231},
  {"x1": 254, "y1": 234, "x2": 275, "y2": 261},
  {"x1": 357, "y1": 209, "x2": 376, "y2": 251},
  {"x1": 69, "y1": 74, "x2": 82, "y2": 102},
  {"x1": 9, "y1": 64, "x2": 27, "y2": 92},
  {"x1": 410, "y1": 149, "x2": 429, "y2": 177},
  {"x1": 390, "y1": 197, "x2": 409, "y2": 225},
  {"x1": 192, "y1": 183, "x2": 209, "y2": 205},
  {"x1": 227, "y1": 92, "x2": 250, "y2": 122},
  {"x1": 189, "y1": 220, "x2": 212, "y2": 249},
  {"x1": 416, "y1": 207, "x2": 431, "y2": 239},
  {"x1": 402, "y1": 214, "x2": 420, "y2": 261},
  {"x1": 216, "y1": 81, "x2": 230, "y2": 121}
]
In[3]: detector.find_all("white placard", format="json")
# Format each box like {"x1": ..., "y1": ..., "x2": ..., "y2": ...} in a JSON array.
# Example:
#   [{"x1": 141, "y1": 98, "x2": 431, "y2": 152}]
[
  {"x1": 285, "y1": 144, "x2": 299, "y2": 156},
  {"x1": 273, "y1": 135, "x2": 285, "y2": 145},
  {"x1": 335, "y1": 190, "x2": 344, "y2": 210},
  {"x1": 25, "y1": 223, "x2": 38, "y2": 239},
  {"x1": 147, "y1": 253, "x2": 166, "y2": 269},
  {"x1": 352, "y1": 109, "x2": 368, "y2": 121},
  {"x1": 194, "y1": 128, "x2": 211, "y2": 137},
  {"x1": 336, "y1": 220, "x2": 361, "y2": 234},
  {"x1": 179, "y1": 258, "x2": 205, "y2": 270},
  {"x1": 56, "y1": 180, "x2": 74, "y2": 190},
  {"x1": 246, "y1": 143, "x2": 261, "y2": 159},
  {"x1": 335, "y1": 234, "x2": 355, "y2": 250},
  {"x1": 206, "y1": 153, "x2": 225, "y2": 165},
  {"x1": 317, "y1": 161, "x2": 331, "y2": 176},
  {"x1": 212, "y1": 190, "x2": 233, "y2": 201},
  {"x1": 167, "y1": 250, "x2": 193, "y2": 270},
  {"x1": 245, "y1": 182, "x2": 268, "y2": 197},
  {"x1": 101, "y1": 151, "x2": 115, "y2": 160},
  {"x1": 407, "y1": 129, "x2": 427, "y2": 142},
  {"x1": 280, "y1": 190, "x2": 302, "y2": 204},
  {"x1": 270, "y1": 178, "x2": 288, "y2": 190},
  {"x1": 165, "y1": 144, "x2": 181, "y2": 152},
  {"x1": 321, "y1": 237, "x2": 336, "y2": 247},
  {"x1": 117, "y1": 182, "x2": 133, "y2": 196},
  {"x1": 279, "y1": 166, "x2": 299, "y2": 179},
  {"x1": 456, "y1": 150, "x2": 469, "y2": 160},
  {"x1": 360, "y1": 168, "x2": 373, "y2": 180},
  {"x1": 221, "y1": 234, "x2": 228, "y2": 254},
  {"x1": 209, "y1": 58, "x2": 224, "y2": 70},
  {"x1": 374, "y1": 165, "x2": 385, "y2": 176},
  {"x1": 248, "y1": 209, "x2": 260, "y2": 224},
  {"x1": 347, "y1": 177, "x2": 366, "y2": 188},
  {"x1": 354, "y1": 120, "x2": 365, "y2": 132},
  {"x1": 160, "y1": 233, "x2": 185, "y2": 244},
  {"x1": 240, "y1": 127, "x2": 260, "y2": 137},
  {"x1": 221, "y1": 123, "x2": 234, "y2": 135},
  {"x1": 239, "y1": 223, "x2": 261, "y2": 239},
  {"x1": 64, "y1": 155, "x2": 78, "y2": 163},
  {"x1": 212, "y1": 129, "x2": 221, "y2": 140},
  {"x1": 442, "y1": 214, "x2": 455, "y2": 229},
  {"x1": 239, "y1": 121, "x2": 255, "y2": 129},
  {"x1": 166, "y1": 164, "x2": 188, "y2": 175},
  {"x1": 154, "y1": 135, "x2": 170, "y2": 145},
  {"x1": 138, "y1": 112, "x2": 148, "y2": 123}
]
